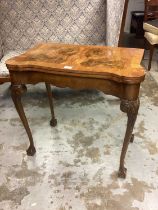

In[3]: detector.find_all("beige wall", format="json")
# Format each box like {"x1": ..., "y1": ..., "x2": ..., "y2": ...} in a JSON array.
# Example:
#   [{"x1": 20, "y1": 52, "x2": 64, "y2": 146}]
[
  {"x1": 0, "y1": 0, "x2": 107, "y2": 53},
  {"x1": 106, "y1": 0, "x2": 125, "y2": 46},
  {"x1": 0, "y1": 36, "x2": 3, "y2": 59},
  {"x1": 0, "y1": 0, "x2": 125, "y2": 53}
]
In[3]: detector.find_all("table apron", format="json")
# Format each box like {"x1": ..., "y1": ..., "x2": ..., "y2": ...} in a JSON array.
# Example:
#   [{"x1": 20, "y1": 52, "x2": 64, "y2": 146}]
[{"x1": 10, "y1": 71, "x2": 140, "y2": 100}]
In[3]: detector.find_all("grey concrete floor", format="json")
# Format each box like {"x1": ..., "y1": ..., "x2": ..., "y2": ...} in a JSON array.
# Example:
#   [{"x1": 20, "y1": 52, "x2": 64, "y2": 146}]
[{"x1": 0, "y1": 52, "x2": 158, "y2": 210}]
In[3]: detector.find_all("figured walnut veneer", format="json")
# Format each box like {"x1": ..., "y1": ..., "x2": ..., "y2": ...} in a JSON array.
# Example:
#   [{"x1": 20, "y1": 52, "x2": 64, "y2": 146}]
[
  {"x1": 6, "y1": 43, "x2": 145, "y2": 178},
  {"x1": 6, "y1": 43, "x2": 145, "y2": 84}
]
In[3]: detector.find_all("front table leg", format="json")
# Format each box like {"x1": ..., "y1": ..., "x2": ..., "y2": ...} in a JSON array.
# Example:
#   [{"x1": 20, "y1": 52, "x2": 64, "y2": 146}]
[
  {"x1": 11, "y1": 84, "x2": 36, "y2": 156},
  {"x1": 118, "y1": 98, "x2": 140, "y2": 178}
]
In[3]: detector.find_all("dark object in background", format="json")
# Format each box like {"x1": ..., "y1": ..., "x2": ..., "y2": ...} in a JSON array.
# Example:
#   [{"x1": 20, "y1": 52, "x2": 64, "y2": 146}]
[
  {"x1": 130, "y1": 11, "x2": 145, "y2": 38},
  {"x1": 144, "y1": 0, "x2": 158, "y2": 70}
]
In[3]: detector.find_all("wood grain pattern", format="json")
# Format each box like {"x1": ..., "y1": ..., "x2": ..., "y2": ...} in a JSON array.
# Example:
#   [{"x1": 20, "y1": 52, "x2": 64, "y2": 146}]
[{"x1": 6, "y1": 43, "x2": 145, "y2": 84}]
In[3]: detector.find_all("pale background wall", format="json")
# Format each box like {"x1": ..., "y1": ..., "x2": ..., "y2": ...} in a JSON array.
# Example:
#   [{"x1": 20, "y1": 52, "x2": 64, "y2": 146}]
[
  {"x1": 0, "y1": 36, "x2": 2, "y2": 59},
  {"x1": 106, "y1": 0, "x2": 125, "y2": 46},
  {"x1": 0, "y1": 0, "x2": 107, "y2": 53},
  {"x1": 0, "y1": 0, "x2": 125, "y2": 54},
  {"x1": 125, "y1": 0, "x2": 144, "y2": 33}
]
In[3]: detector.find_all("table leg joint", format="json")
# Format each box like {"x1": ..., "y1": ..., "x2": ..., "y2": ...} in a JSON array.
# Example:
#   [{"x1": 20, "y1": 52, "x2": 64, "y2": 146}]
[{"x1": 11, "y1": 84, "x2": 27, "y2": 96}]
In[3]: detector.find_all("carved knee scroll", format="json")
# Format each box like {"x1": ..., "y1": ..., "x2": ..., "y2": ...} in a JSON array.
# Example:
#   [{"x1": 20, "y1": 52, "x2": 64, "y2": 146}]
[
  {"x1": 11, "y1": 84, "x2": 27, "y2": 96},
  {"x1": 118, "y1": 98, "x2": 140, "y2": 178},
  {"x1": 120, "y1": 99, "x2": 140, "y2": 143},
  {"x1": 120, "y1": 99, "x2": 140, "y2": 142},
  {"x1": 120, "y1": 99, "x2": 140, "y2": 116}
]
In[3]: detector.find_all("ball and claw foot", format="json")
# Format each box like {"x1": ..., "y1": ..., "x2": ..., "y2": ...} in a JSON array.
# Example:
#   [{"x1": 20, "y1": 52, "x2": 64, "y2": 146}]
[
  {"x1": 26, "y1": 145, "x2": 36, "y2": 156},
  {"x1": 130, "y1": 134, "x2": 134, "y2": 143},
  {"x1": 118, "y1": 167, "x2": 127, "y2": 179},
  {"x1": 50, "y1": 118, "x2": 57, "y2": 127}
]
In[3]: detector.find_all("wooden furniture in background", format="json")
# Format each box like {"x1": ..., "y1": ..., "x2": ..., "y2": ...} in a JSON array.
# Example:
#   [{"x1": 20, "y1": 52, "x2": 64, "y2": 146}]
[
  {"x1": 143, "y1": 0, "x2": 158, "y2": 70},
  {"x1": 144, "y1": 0, "x2": 158, "y2": 21},
  {"x1": 118, "y1": 0, "x2": 129, "y2": 46},
  {"x1": 6, "y1": 43, "x2": 145, "y2": 178}
]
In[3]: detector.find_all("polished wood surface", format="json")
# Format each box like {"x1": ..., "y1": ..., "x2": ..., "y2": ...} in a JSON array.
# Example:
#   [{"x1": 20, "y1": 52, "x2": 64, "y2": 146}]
[
  {"x1": 6, "y1": 43, "x2": 146, "y2": 178},
  {"x1": 6, "y1": 43, "x2": 145, "y2": 84}
]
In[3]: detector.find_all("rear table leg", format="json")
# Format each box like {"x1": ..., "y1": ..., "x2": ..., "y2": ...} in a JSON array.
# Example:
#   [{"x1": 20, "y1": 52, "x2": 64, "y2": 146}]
[
  {"x1": 118, "y1": 98, "x2": 140, "y2": 178},
  {"x1": 11, "y1": 84, "x2": 36, "y2": 156},
  {"x1": 45, "y1": 83, "x2": 57, "y2": 127},
  {"x1": 130, "y1": 134, "x2": 134, "y2": 143}
]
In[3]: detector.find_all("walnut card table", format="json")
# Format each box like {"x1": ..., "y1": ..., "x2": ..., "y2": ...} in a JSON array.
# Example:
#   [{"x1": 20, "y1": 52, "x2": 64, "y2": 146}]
[{"x1": 6, "y1": 43, "x2": 145, "y2": 178}]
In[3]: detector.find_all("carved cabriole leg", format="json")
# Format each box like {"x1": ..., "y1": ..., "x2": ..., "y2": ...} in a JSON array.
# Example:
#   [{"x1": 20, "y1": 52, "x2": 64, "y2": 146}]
[
  {"x1": 45, "y1": 83, "x2": 57, "y2": 127},
  {"x1": 118, "y1": 98, "x2": 140, "y2": 178},
  {"x1": 11, "y1": 84, "x2": 36, "y2": 156}
]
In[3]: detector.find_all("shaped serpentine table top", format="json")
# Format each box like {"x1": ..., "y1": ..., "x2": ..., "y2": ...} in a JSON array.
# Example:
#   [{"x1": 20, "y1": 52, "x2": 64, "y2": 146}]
[{"x1": 6, "y1": 43, "x2": 145, "y2": 84}]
